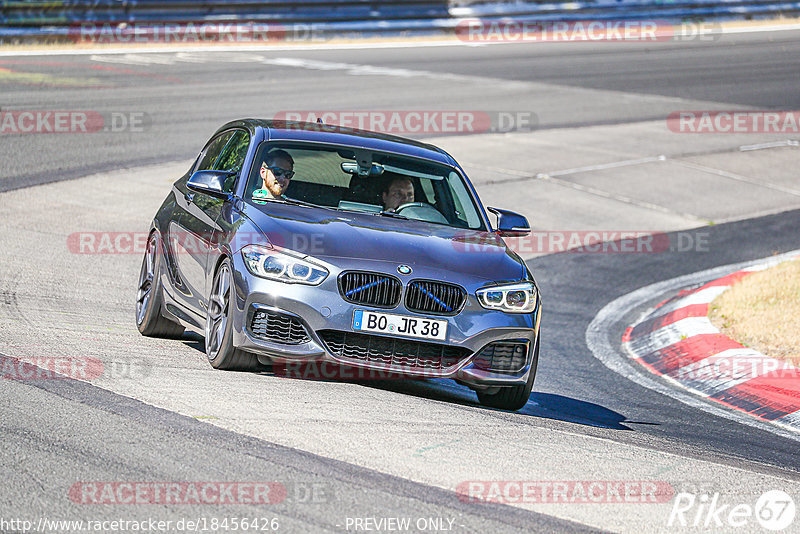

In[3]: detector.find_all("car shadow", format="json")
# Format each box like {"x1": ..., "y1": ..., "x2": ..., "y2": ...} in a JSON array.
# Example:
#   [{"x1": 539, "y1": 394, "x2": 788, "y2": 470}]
[
  {"x1": 180, "y1": 331, "x2": 206, "y2": 352},
  {"x1": 182, "y1": 338, "x2": 642, "y2": 430},
  {"x1": 521, "y1": 392, "x2": 649, "y2": 430},
  {"x1": 266, "y1": 370, "x2": 641, "y2": 430},
  {"x1": 366, "y1": 379, "x2": 637, "y2": 430}
]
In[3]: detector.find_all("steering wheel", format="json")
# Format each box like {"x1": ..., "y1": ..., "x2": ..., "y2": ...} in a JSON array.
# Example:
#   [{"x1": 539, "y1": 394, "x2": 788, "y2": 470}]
[{"x1": 395, "y1": 202, "x2": 449, "y2": 224}]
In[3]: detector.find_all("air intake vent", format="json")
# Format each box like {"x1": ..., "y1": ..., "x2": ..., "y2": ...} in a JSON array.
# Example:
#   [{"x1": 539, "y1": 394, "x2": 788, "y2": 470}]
[
  {"x1": 405, "y1": 280, "x2": 466, "y2": 315},
  {"x1": 319, "y1": 330, "x2": 471, "y2": 372},
  {"x1": 250, "y1": 310, "x2": 311, "y2": 345},
  {"x1": 472, "y1": 341, "x2": 529, "y2": 373},
  {"x1": 339, "y1": 272, "x2": 402, "y2": 308}
]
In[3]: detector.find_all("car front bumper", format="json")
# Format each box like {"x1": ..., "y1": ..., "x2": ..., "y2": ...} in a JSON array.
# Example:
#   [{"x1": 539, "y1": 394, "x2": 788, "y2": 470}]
[{"x1": 228, "y1": 253, "x2": 541, "y2": 389}]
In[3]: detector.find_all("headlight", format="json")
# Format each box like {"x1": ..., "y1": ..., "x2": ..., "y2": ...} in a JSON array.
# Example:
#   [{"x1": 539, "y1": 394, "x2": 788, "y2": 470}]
[
  {"x1": 241, "y1": 245, "x2": 328, "y2": 285},
  {"x1": 476, "y1": 282, "x2": 538, "y2": 313}
]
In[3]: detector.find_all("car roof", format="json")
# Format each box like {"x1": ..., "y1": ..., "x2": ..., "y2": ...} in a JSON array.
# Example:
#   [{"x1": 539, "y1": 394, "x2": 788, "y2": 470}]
[{"x1": 215, "y1": 119, "x2": 458, "y2": 166}]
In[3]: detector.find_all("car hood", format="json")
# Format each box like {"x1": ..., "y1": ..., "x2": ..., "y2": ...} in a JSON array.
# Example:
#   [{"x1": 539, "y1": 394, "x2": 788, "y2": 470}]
[{"x1": 241, "y1": 202, "x2": 525, "y2": 283}]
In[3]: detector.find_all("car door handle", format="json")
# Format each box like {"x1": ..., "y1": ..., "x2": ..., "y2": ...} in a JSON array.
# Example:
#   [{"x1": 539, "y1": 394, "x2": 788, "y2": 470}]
[{"x1": 184, "y1": 191, "x2": 195, "y2": 203}]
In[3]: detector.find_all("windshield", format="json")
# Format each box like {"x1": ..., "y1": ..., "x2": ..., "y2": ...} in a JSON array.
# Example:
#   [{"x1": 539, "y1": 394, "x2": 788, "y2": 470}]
[{"x1": 244, "y1": 142, "x2": 486, "y2": 230}]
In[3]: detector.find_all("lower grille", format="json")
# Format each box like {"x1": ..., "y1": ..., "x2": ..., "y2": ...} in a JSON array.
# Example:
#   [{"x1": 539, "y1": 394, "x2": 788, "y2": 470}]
[
  {"x1": 250, "y1": 310, "x2": 311, "y2": 345},
  {"x1": 472, "y1": 341, "x2": 529, "y2": 373},
  {"x1": 318, "y1": 330, "x2": 471, "y2": 372}
]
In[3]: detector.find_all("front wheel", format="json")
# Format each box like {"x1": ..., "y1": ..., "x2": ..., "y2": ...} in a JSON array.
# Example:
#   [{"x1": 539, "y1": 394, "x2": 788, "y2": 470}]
[
  {"x1": 205, "y1": 258, "x2": 260, "y2": 371},
  {"x1": 476, "y1": 336, "x2": 539, "y2": 411},
  {"x1": 136, "y1": 232, "x2": 184, "y2": 338}
]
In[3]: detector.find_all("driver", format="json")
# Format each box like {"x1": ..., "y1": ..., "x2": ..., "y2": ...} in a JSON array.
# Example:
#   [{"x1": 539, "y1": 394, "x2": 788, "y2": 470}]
[
  {"x1": 253, "y1": 149, "x2": 294, "y2": 201},
  {"x1": 382, "y1": 176, "x2": 415, "y2": 212}
]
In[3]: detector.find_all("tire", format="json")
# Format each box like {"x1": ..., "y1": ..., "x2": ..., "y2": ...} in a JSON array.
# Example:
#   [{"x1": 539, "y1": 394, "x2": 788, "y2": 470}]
[
  {"x1": 136, "y1": 232, "x2": 185, "y2": 338},
  {"x1": 476, "y1": 335, "x2": 540, "y2": 411},
  {"x1": 205, "y1": 258, "x2": 260, "y2": 371}
]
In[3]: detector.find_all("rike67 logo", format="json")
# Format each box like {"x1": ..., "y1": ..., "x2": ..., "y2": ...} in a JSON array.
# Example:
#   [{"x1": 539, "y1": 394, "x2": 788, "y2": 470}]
[{"x1": 668, "y1": 490, "x2": 795, "y2": 530}]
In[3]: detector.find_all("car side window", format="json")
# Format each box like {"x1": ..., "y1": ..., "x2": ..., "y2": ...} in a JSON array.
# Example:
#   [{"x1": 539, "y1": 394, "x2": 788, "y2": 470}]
[
  {"x1": 214, "y1": 130, "x2": 249, "y2": 172},
  {"x1": 214, "y1": 130, "x2": 250, "y2": 193},
  {"x1": 195, "y1": 131, "x2": 235, "y2": 172}
]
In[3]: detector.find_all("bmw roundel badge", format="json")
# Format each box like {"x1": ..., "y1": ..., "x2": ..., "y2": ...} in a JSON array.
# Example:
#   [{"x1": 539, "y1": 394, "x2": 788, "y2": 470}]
[{"x1": 397, "y1": 265, "x2": 412, "y2": 275}]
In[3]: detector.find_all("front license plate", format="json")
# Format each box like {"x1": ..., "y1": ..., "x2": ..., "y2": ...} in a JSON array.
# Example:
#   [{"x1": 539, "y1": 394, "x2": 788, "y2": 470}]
[{"x1": 352, "y1": 310, "x2": 447, "y2": 341}]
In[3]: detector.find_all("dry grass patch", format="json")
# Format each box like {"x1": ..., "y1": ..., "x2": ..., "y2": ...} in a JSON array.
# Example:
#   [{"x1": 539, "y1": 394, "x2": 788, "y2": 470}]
[{"x1": 710, "y1": 259, "x2": 800, "y2": 366}]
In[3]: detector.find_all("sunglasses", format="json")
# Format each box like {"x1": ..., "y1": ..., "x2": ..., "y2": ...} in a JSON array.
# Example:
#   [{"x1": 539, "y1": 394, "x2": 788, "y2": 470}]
[{"x1": 262, "y1": 163, "x2": 294, "y2": 180}]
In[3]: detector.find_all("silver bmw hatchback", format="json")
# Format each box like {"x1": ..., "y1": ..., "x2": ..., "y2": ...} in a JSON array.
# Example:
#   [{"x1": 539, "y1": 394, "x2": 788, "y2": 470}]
[{"x1": 136, "y1": 119, "x2": 541, "y2": 411}]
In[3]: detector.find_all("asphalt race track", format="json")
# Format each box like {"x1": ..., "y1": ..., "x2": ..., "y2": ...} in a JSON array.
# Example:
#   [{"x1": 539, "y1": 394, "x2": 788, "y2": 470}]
[{"x1": 1, "y1": 30, "x2": 800, "y2": 533}]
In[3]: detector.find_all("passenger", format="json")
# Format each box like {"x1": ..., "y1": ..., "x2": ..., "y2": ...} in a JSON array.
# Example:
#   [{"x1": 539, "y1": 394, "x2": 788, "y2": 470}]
[
  {"x1": 253, "y1": 149, "x2": 294, "y2": 201},
  {"x1": 381, "y1": 176, "x2": 415, "y2": 212}
]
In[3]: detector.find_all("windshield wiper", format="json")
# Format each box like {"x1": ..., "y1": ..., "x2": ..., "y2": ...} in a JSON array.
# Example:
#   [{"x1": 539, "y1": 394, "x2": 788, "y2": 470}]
[
  {"x1": 377, "y1": 210, "x2": 409, "y2": 220},
  {"x1": 280, "y1": 196, "x2": 326, "y2": 209}
]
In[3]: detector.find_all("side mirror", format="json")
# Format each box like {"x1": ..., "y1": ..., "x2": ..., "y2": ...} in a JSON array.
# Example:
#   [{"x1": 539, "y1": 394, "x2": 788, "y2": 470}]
[
  {"x1": 487, "y1": 207, "x2": 530, "y2": 237},
  {"x1": 187, "y1": 170, "x2": 236, "y2": 199}
]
